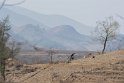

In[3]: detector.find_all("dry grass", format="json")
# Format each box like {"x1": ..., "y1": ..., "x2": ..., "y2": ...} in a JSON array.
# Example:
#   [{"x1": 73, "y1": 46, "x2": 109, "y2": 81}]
[{"x1": 6, "y1": 50, "x2": 124, "y2": 83}]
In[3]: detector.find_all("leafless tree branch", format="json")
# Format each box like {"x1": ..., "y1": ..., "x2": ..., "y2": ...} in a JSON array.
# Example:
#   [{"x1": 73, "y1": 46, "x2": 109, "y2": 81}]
[
  {"x1": 4, "y1": 0, "x2": 25, "y2": 6},
  {"x1": 0, "y1": 0, "x2": 25, "y2": 10},
  {"x1": 93, "y1": 16, "x2": 119, "y2": 54},
  {"x1": 116, "y1": 14, "x2": 124, "y2": 20},
  {"x1": 0, "y1": 0, "x2": 6, "y2": 10}
]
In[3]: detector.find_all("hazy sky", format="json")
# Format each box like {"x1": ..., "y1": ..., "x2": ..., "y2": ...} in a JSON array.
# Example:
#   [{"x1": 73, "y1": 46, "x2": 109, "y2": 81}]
[{"x1": 1, "y1": 0, "x2": 124, "y2": 32}]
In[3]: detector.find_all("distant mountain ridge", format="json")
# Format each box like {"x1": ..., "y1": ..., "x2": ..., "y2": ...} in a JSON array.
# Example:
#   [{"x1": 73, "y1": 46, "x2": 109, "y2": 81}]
[
  {"x1": 13, "y1": 24, "x2": 100, "y2": 51},
  {"x1": 6, "y1": 6, "x2": 92, "y2": 35},
  {"x1": 0, "y1": 8, "x2": 40, "y2": 26},
  {"x1": 0, "y1": 6, "x2": 124, "y2": 51}
]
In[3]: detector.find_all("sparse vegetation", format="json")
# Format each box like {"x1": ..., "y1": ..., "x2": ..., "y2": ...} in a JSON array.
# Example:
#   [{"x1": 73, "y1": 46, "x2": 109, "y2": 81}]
[
  {"x1": 0, "y1": 1, "x2": 124, "y2": 83},
  {"x1": 9, "y1": 40, "x2": 21, "y2": 59},
  {"x1": 0, "y1": 17, "x2": 20, "y2": 82},
  {"x1": 93, "y1": 16, "x2": 120, "y2": 54},
  {"x1": 0, "y1": 16, "x2": 11, "y2": 81},
  {"x1": 4, "y1": 50, "x2": 124, "y2": 83},
  {"x1": 48, "y1": 48, "x2": 55, "y2": 64}
]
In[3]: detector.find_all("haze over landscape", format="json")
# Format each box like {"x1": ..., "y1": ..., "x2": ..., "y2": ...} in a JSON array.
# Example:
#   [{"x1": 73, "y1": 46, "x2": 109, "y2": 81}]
[
  {"x1": 0, "y1": 0, "x2": 124, "y2": 83},
  {"x1": 0, "y1": 0, "x2": 124, "y2": 51},
  {"x1": 13, "y1": 0, "x2": 124, "y2": 33}
]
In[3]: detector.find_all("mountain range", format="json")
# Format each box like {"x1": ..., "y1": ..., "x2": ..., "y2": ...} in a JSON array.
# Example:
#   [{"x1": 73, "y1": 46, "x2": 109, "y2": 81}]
[
  {"x1": 16, "y1": 24, "x2": 100, "y2": 51},
  {"x1": 0, "y1": 6, "x2": 123, "y2": 51}
]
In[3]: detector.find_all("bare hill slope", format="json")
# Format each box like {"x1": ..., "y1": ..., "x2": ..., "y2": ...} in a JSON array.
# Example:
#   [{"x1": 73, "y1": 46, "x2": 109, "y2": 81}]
[{"x1": 7, "y1": 50, "x2": 124, "y2": 83}]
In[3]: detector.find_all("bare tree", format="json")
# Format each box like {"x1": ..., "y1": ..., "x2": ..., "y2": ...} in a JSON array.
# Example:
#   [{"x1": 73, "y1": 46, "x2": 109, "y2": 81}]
[
  {"x1": 0, "y1": 0, "x2": 25, "y2": 82},
  {"x1": 93, "y1": 16, "x2": 119, "y2": 54},
  {"x1": 0, "y1": 0, "x2": 6, "y2": 10},
  {"x1": 0, "y1": 0, "x2": 25, "y2": 10},
  {"x1": 9, "y1": 40, "x2": 21, "y2": 59},
  {"x1": 48, "y1": 48, "x2": 55, "y2": 64},
  {"x1": 116, "y1": 14, "x2": 124, "y2": 20},
  {"x1": 116, "y1": 14, "x2": 124, "y2": 49},
  {"x1": 116, "y1": 35, "x2": 124, "y2": 50},
  {"x1": 0, "y1": 16, "x2": 11, "y2": 81}
]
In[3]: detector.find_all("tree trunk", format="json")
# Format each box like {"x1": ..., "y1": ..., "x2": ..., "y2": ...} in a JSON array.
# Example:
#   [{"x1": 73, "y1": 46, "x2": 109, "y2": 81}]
[
  {"x1": 49, "y1": 51, "x2": 53, "y2": 64},
  {"x1": 0, "y1": 35, "x2": 6, "y2": 81},
  {"x1": 102, "y1": 36, "x2": 108, "y2": 54},
  {"x1": 50, "y1": 54, "x2": 53, "y2": 64},
  {"x1": 0, "y1": 58, "x2": 6, "y2": 81}
]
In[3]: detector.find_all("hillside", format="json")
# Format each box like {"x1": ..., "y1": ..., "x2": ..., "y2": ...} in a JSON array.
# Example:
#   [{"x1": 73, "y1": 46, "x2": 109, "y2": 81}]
[
  {"x1": 0, "y1": 6, "x2": 124, "y2": 51},
  {"x1": 0, "y1": 6, "x2": 100, "y2": 51},
  {"x1": 6, "y1": 50, "x2": 124, "y2": 83},
  {"x1": 0, "y1": 8, "x2": 41, "y2": 26},
  {"x1": 35, "y1": 25, "x2": 97, "y2": 50},
  {"x1": 7, "y1": 6, "x2": 92, "y2": 35},
  {"x1": 13, "y1": 24, "x2": 99, "y2": 51}
]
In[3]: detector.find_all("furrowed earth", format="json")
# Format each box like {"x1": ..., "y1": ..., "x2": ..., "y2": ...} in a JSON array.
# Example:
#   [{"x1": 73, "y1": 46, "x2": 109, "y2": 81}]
[{"x1": 5, "y1": 50, "x2": 124, "y2": 83}]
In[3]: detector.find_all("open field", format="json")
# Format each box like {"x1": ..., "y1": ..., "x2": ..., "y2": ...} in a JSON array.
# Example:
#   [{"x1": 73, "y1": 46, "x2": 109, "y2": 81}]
[
  {"x1": 16, "y1": 50, "x2": 95, "y2": 64},
  {"x1": 6, "y1": 50, "x2": 124, "y2": 83}
]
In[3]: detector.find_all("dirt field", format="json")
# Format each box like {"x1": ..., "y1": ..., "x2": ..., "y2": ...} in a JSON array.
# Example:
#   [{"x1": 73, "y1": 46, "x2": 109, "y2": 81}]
[
  {"x1": 6, "y1": 50, "x2": 124, "y2": 83},
  {"x1": 16, "y1": 50, "x2": 93, "y2": 64}
]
